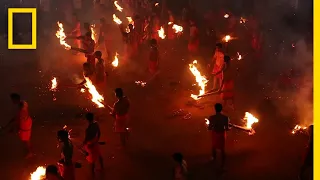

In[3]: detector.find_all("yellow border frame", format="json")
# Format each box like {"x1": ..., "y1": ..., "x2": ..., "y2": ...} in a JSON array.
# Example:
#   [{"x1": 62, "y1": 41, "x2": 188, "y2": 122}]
[
  {"x1": 8, "y1": 8, "x2": 37, "y2": 49},
  {"x1": 315, "y1": 0, "x2": 319, "y2": 179}
]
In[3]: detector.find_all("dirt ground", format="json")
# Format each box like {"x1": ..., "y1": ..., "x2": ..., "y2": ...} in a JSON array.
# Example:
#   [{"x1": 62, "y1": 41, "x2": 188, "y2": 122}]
[{"x1": 0, "y1": 26, "x2": 310, "y2": 180}]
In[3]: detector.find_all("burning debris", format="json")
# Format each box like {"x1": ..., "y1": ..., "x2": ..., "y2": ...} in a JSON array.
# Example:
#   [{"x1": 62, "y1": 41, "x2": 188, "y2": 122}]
[{"x1": 189, "y1": 60, "x2": 208, "y2": 100}]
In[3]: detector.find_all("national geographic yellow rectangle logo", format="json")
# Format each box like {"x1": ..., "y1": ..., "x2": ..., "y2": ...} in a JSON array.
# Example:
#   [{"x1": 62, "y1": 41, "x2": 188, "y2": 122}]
[{"x1": 8, "y1": 8, "x2": 37, "y2": 49}]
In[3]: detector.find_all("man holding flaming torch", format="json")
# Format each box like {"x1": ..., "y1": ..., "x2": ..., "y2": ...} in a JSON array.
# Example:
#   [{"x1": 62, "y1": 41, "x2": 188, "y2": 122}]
[
  {"x1": 211, "y1": 43, "x2": 224, "y2": 91},
  {"x1": 57, "y1": 130, "x2": 75, "y2": 180},
  {"x1": 213, "y1": 55, "x2": 235, "y2": 110},
  {"x1": 83, "y1": 113, "x2": 104, "y2": 177},
  {"x1": 207, "y1": 103, "x2": 230, "y2": 168},
  {"x1": 10, "y1": 93, "x2": 33, "y2": 158},
  {"x1": 110, "y1": 88, "x2": 130, "y2": 147},
  {"x1": 149, "y1": 39, "x2": 160, "y2": 75}
]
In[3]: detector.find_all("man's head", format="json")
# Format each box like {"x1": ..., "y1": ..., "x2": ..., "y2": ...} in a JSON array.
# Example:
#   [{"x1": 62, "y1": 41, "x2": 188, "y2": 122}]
[
  {"x1": 83, "y1": 62, "x2": 90, "y2": 71},
  {"x1": 128, "y1": 24, "x2": 134, "y2": 31},
  {"x1": 115, "y1": 88, "x2": 124, "y2": 98},
  {"x1": 216, "y1": 43, "x2": 222, "y2": 50},
  {"x1": 85, "y1": 31, "x2": 92, "y2": 40},
  {"x1": 57, "y1": 130, "x2": 69, "y2": 142},
  {"x1": 94, "y1": 51, "x2": 102, "y2": 58},
  {"x1": 46, "y1": 165, "x2": 59, "y2": 178},
  {"x1": 224, "y1": 55, "x2": 231, "y2": 64},
  {"x1": 214, "y1": 103, "x2": 223, "y2": 113},
  {"x1": 150, "y1": 38, "x2": 157, "y2": 46},
  {"x1": 100, "y1": 17, "x2": 106, "y2": 24},
  {"x1": 85, "y1": 112, "x2": 94, "y2": 123},
  {"x1": 84, "y1": 23, "x2": 90, "y2": 29},
  {"x1": 10, "y1": 93, "x2": 20, "y2": 104},
  {"x1": 172, "y1": 152, "x2": 183, "y2": 163}
]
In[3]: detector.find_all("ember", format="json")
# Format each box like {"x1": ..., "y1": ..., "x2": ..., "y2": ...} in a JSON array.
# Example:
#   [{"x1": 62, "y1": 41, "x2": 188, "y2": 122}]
[
  {"x1": 224, "y1": 14, "x2": 229, "y2": 18},
  {"x1": 237, "y1": 52, "x2": 242, "y2": 60},
  {"x1": 135, "y1": 81, "x2": 147, "y2": 87},
  {"x1": 30, "y1": 166, "x2": 46, "y2": 180},
  {"x1": 223, "y1": 35, "x2": 231, "y2": 43},
  {"x1": 189, "y1": 60, "x2": 208, "y2": 100}
]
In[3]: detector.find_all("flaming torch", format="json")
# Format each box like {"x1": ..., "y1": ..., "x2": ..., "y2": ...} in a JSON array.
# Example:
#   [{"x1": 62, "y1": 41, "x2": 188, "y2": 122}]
[
  {"x1": 83, "y1": 77, "x2": 104, "y2": 108},
  {"x1": 158, "y1": 26, "x2": 166, "y2": 39},
  {"x1": 114, "y1": 1, "x2": 123, "y2": 12},
  {"x1": 237, "y1": 52, "x2": 242, "y2": 60},
  {"x1": 113, "y1": 14, "x2": 122, "y2": 25},
  {"x1": 30, "y1": 166, "x2": 46, "y2": 180},
  {"x1": 56, "y1": 22, "x2": 71, "y2": 50},
  {"x1": 189, "y1": 60, "x2": 208, "y2": 100},
  {"x1": 229, "y1": 112, "x2": 259, "y2": 135},
  {"x1": 50, "y1": 77, "x2": 57, "y2": 91},
  {"x1": 90, "y1": 24, "x2": 97, "y2": 43},
  {"x1": 112, "y1": 52, "x2": 119, "y2": 67},
  {"x1": 172, "y1": 24, "x2": 183, "y2": 34},
  {"x1": 127, "y1": 17, "x2": 134, "y2": 27},
  {"x1": 292, "y1": 125, "x2": 308, "y2": 134}
]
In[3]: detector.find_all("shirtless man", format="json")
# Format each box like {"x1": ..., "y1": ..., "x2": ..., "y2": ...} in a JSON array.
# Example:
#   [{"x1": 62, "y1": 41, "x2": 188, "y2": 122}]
[
  {"x1": 57, "y1": 130, "x2": 75, "y2": 180},
  {"x1": 111, "y1": 88, "x2": 130, "y2": 147},
  {"x1": 70, "y1": 13, "x2": 81, "y2": 50},
  {"x1": 10, "y1": 93, "x2": 33, "y2": 158},
  {"x1": 211, "y1": 43, "x2": 224, "y2": 90},
  {"x1": 46, "y1": 165, "x2": 63, "y2": 180},
  {"x1": 94, "y1": 51, "x2": 106, "y2": 91},
  {"x1": 214, "y1": 55, "x2": 235, "y2": 110},
  {"x1": 83, "y1": 113, "x2": 104, "y2": 177},
  {"x1": 75, "y1": 32, "x2": 96, "y2": 70},
  {"x1": 207, "y1": 103, "x2": 230, "y2": 168},
  {"x1": 188, "y1": 20, "x2": 199, "y2": 56},
  {"x1": 98, "y1": 18, "x2": 111, "y2": 60}
]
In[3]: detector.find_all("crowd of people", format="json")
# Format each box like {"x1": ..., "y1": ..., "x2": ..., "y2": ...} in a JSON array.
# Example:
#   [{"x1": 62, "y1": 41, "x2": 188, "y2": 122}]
[{"x1": 1, "y1": 0, "x2": 314, "y2": 179}]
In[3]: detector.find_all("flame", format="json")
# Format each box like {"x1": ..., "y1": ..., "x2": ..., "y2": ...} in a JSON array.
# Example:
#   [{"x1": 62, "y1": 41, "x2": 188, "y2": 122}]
[
  {"x1": 83, "y1": 77, "x2": 104, "y2": 108},
  {"x1": 50, "y1": 77, "x2": 57, "y2": 91},
  {"x1": 80, "y1": 88, "x2": 86, "y2": 93},
  {"x1": 243, "y1": 112, "x2": 259, "y2": 129},
  {"x1": 237, "y1": 52, "x2": 242, "y2": 60},
  {"x1": 114, "y1": 1, "x2": 123, "y2": 12},
  {"x1": 189, "y1": 60, "x2": 208, "y2": 100},
  {"x1": 205, "y1": 118, "x2": 209, "y2": 126},
  {"x1": 168, "y1": 22, "x2": 173, "y2": 25},
  {"x1": 158, "y1": 26, "x2": 166, "y2": 39},
  {"x1": 127, "y1": 17, "x2": 134, "y2": 27},
  {"x1": 30, "y1": 166, "x2": 46, "y2": 180},
  {"x1": 172, "y1": 24, "x2": 183, "y2": 33},
  {"x1": 113, "y1": 14, "x2": 122, "y2": 25},
  {"x1": 55, "y1": 22, "x2": 71, "y2": 50},
  {"x1": 112, "y1": 52, "x2": 119, "y2": 67},
  {"x1": 224, "y1": 14, "x2": 229, "y2": 18},
  {"x1": 292, "y1": 125, "x2": 308, "y2": 134},
  {"x1": 240, "y1": 17, "x2": 247, "y2": 24},
  {"x1": 155, "y1": 2, "x2": 159, "y2": 6},
  {"x1": 62, "y1": 125, "x2": 72, "y2": 139},
  {"x1": 90, "y1": 24, "x2": 97, "y2": 43},
  {"x1": 223, "y1": 35, "x2": 231, "y2": 42}
]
